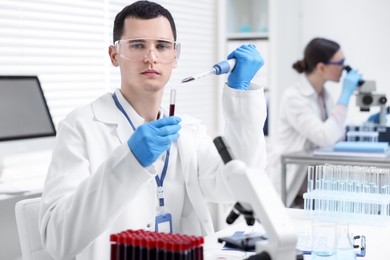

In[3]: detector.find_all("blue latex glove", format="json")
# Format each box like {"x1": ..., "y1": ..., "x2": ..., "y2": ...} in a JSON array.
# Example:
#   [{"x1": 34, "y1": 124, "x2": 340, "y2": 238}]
[
  {"x1": 337, "y1": 69, "x2": 362, "y2": 106},
  {"x1": 367, "y1": 112, "x2": 380, "y2": 124},
  {"x1": 128, "y1": 116, "x2": 181, "y2": 167},
  {"x1": 227, "y1": 44, "x2": 264, "y2": 90}
]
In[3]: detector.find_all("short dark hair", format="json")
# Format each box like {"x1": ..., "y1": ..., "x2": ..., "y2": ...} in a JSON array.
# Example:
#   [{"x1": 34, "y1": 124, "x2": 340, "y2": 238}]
[
  {"x1": 113, "y1": 0, "x2": 177, "y2": 43},
  {"x1": 292, "y1": 38, "x2": 340, "y2": 74}
]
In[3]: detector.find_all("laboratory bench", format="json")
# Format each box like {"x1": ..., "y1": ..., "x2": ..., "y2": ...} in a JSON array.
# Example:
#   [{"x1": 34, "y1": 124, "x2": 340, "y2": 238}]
[
  {"x1": 1, "y1": 190, "x2": 388, "y2": 259},
  {"x1": 205, "y1": 208, "x2": 390, "y2": 259}
]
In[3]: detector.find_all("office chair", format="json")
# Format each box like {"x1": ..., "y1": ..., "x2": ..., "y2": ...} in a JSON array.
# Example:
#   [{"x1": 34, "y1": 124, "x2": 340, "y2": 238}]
[{"x1": 15, "y1": 197, "x2": 53, "y2": 260}]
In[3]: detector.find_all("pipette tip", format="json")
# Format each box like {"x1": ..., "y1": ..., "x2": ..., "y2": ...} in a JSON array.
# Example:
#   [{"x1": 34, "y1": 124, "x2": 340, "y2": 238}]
[{"x1": 181, "y1": 77, "x2": 194, "y2": 83}]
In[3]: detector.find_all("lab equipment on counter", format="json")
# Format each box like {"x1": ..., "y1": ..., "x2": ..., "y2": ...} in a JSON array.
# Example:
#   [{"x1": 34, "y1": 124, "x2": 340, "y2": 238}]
[
  {"x1": 218, "y1": 231, "x2": 268, "y2": 251},
  {"x1": 346, "y1": 124, "x2": 390, "y2": 144},
  {"x1": 333, "y1": 141, "x2": 388, "y2": 153},
  {"x1": 110, "y1": 229, "x2": 203, "y2": 260},
  {"x1": 314, "y1": 129, "x2": 390, "y2": 158},
  {"x1": 346, "y1": 131, "x2": 378, "y2": 143},
  {"x1": 296, "y1": 230, "x2": 365, "y2": 258},
  {"x1": 213, "y1": 136, "x2": 297, "y2": 260},
  {"x1": 181, "y1": 59, "x2": 236, "y2": 83},
  {"x1": 344, "y1": 65, "x2": 388, "y2": 125},
  {"x1": 303, "y1": 164, "x2": 390, "y2": 225}
]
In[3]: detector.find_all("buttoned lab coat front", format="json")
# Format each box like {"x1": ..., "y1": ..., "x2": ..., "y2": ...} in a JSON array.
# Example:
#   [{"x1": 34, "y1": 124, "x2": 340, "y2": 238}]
[
  {"x1": 266, "y1": 76, "x2": 347, "y2": 207},
  {"x1": 39, "y1": 84, "x2": 267, "y2": 260}
]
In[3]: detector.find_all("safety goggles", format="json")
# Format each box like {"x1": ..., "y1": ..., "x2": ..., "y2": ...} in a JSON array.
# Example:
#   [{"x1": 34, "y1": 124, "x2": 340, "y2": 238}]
[
  {"x1": 114, "y1": 38, "x2": 181, "y2": 63},
  {"x1": 325, "y1": 58, "x2": 345, "y2": 66}
]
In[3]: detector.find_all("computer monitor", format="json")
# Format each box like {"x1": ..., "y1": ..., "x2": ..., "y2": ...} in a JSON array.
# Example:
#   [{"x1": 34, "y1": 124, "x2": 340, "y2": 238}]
[{"x1": 0, "y1": 76, "x2": 56, "y2": 163}]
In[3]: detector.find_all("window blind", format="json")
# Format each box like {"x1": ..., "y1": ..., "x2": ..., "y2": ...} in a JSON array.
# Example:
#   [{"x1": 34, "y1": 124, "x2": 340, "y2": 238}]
[{"x1": 0, "y1": 0, "x2": 219, "y2": 135}]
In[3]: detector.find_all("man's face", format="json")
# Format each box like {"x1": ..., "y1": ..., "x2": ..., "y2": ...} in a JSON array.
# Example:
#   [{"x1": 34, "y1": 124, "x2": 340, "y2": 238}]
[{"x1": 109, "y1": 16, "x2": 177, "y2": 94}]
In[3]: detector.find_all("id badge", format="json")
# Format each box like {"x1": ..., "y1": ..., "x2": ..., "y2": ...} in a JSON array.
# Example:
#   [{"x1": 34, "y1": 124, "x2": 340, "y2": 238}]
[{"x1": 155, "y1": 213, "x2": 172, "y2": 233}]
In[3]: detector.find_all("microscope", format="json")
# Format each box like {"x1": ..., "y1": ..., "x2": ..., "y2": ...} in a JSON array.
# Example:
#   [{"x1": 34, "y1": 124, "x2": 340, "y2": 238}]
[
  {"x1": 345, "y1": 65, "x2": 388, "y2": 125},
  {"x1": 213, "y1": 137, "x2": 298, "y2": 260}
]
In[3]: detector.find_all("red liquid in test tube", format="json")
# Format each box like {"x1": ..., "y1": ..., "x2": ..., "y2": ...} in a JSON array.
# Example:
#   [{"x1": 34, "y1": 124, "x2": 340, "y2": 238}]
[
  {"x1": 169, "y1": 89, "x2": 176, "y2": 116},
  {"x1": 110, "y1": 234, "x2": 117, "y2": 260}
]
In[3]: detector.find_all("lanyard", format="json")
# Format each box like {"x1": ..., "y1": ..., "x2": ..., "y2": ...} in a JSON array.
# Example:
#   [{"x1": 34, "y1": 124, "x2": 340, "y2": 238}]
[{"x1": 112, "y1": 92, "x2": 169, "y2": 207}]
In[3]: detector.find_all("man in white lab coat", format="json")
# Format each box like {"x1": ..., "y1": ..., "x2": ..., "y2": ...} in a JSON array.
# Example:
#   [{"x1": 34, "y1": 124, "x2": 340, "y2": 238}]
[{"x1": 38, "y1": 1, "x2": 267, "y2": 259}]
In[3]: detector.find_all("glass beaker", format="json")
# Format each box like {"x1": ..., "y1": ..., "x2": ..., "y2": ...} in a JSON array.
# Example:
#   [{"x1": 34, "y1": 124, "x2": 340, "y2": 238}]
[
  {"x1": 311, "y1": 221, "x2": 337, "y2": 259},
  {"x1": 335, "y1": 223, "x2": 356, "y2": 260}
]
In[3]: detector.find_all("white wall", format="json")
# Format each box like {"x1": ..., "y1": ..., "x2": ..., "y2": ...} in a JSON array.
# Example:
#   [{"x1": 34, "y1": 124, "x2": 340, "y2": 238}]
[
  {"x1": 269, "y1": 0, "x2": 390, "y2": 139},
  {"x1": 301, "y1": 0, "x2": 390, "y2": 125},
  {"x1": 268, "y1": 0, "x2": 303, "y2": 142}
]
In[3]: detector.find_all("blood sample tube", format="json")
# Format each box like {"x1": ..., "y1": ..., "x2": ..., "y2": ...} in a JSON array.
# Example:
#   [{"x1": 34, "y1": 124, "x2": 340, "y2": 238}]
[
  {"x1": 198, "y1": 236, "x2": 204, "y2": 260},
  {"x1": 117, "y1": 233, "x2": 126, "y2": 260},
  {"x1": 110, "y1": 234, "x2": 118, "y2": 260},
  {"x1": 164, "y1": 239, "x2": 175, "y2": 260},
  {"x1": 169, "y1": 89, "x2": 176, "y2": 116},
  {"x1": 156, "y1": 237, "x2": 165, "y2": 260},
  {"x1": 146, "y1": 234, "x2": 157, "y2": 260},
  {"x1": 132, "y1": 231, "x2": 141, "y2": 260},
  {"x1": 124, "y1": 231, "x2": 134, "y2": 260}
]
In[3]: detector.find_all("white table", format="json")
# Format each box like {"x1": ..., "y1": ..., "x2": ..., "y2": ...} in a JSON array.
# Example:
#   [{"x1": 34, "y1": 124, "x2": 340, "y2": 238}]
[{"x1": 204, "y1": 209, "x2": 390, "y2": 259}]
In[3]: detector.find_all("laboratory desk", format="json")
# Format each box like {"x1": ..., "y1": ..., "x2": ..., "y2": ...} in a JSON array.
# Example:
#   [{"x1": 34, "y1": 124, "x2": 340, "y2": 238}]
[
  {"x1": 280, "y1": 150, "x2": 390, "y2": 205},
  {"x1": 204, "y1": 208, "x2": 390, "y2": 259}
]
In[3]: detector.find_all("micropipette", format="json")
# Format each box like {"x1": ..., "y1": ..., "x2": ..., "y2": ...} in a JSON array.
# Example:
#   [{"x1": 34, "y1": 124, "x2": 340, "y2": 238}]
[{"x1": 181, "y1": 59, "x2": 237, "y2": 83}]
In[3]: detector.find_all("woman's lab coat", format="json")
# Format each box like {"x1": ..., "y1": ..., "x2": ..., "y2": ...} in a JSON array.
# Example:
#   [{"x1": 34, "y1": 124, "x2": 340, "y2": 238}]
[
  {"x1": 266, "y1": 76, "x2": 347, "y2": 207},
  {"x1": 39, "y1": 84, "x2": 267, "y2": 260}
]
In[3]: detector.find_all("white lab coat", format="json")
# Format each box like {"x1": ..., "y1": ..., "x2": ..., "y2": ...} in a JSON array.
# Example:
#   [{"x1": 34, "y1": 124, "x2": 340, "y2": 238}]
[
  {"x1": 266, "y1": 76, "x2": 347, "y2": 207},
  {"x1": 39, "y1": 84, "x2": 267, "y2": 260}
]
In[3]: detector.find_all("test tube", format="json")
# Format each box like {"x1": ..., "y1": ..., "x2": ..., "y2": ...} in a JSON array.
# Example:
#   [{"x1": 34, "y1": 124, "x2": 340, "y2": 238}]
[
  {"x1": 169, "y1": 89, "x2": 176, "y2": 116},
  {"x1": 305, "y1": 166, "x2": 315, "y2": 211},
  {"x1": 110, "y1": 234, "x2": 118, "y2": 260}
]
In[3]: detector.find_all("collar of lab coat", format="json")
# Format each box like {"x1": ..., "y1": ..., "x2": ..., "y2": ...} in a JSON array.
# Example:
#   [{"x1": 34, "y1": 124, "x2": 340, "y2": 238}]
[
  {"x1": 91, "y1": 90, "x2": 166, "y2": 144},
  {"x1": 91, "y1": 92, "x2": 132, "y2": 144},
  {"x1": 299, "y1": 75, "x2": 317, "y2": 97}
]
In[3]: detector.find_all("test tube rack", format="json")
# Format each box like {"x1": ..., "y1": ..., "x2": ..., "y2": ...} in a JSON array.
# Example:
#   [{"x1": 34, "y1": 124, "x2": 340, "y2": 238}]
[
  {"x1": 303, "y1": 164, "x2": 390, "y2": 225},
  {"x1": 110, "y1": 229, "x2": 204, "y2": 260},
  {"x1": 346, "y1": 130, "x2": 379, "y2": 142}
]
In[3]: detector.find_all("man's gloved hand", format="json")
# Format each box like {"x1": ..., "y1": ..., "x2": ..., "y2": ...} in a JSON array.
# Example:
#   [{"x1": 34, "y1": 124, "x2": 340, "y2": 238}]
[
  {"x1": 128, "y1": 116, "x2": 181, "y2": 167},
  {"x1": 227, "y1": 44, "x2": 264, "y2": 90},
  {"x1": 337, "y1": 69, "x2": 362, "y2": 106}
]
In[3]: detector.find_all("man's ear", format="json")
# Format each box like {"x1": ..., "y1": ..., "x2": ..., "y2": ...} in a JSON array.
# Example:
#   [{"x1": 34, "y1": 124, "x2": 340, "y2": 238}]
[{"x1": 109, "y1": 45, "x2": 119, "y2": 67}]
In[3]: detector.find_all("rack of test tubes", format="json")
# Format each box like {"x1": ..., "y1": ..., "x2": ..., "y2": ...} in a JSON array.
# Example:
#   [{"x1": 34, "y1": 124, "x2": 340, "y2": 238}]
[
  {"x1": 303, "y1": 164, "x2": 390, "y2": 225},
  {"x1": 110, "y1": 229, "x2": 204, "y2": 260},
  {"x1": 346, "y1": 130, "x2": 379, "y2": 142},
  {"x1": 346, "y1": 122, "x2": 378, "y2": 142}
]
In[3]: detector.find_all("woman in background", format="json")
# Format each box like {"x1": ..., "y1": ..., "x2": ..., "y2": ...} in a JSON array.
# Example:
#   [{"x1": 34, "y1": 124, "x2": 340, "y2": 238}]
[{"x1": 266, "y1": 37, "x2": 362, "y2": 207}]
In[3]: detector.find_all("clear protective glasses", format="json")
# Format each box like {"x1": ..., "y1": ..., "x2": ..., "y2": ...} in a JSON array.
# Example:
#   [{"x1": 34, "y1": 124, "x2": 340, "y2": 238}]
[{"x1": 114, "y1": 38, "x2": 181, "y2": 63}]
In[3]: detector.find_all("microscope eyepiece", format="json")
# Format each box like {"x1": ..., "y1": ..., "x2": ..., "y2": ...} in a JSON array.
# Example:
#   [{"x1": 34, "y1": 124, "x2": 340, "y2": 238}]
[
  {"x1": 344, "y1": 65, "x2": 352, "y2": 72},
  {"x1": 344, "y1": 65, "x2": 365, "y2": 86}
]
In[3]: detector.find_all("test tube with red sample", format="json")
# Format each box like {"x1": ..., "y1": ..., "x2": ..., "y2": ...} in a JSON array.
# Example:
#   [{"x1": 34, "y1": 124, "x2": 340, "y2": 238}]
[
  {"x1": 110, "y1": 229, "x2": 204, "y2": 259},
  {"x1": 169, "y1": 89, "x2": 176, "y2": 116}
]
